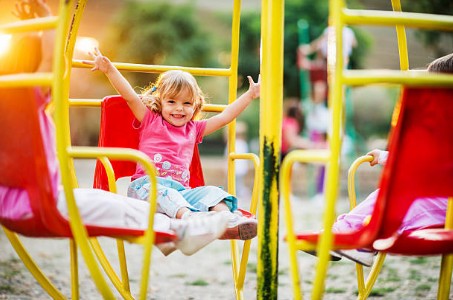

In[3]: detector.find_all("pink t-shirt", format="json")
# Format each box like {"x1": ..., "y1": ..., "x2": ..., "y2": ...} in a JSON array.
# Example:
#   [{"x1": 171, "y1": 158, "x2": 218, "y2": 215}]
[
  {"x1": 132, "y1": 110, "x2": 207, "y2": 187},
  {"x1": 0, "y1": 88, "x2": 59, "y2": 220}
]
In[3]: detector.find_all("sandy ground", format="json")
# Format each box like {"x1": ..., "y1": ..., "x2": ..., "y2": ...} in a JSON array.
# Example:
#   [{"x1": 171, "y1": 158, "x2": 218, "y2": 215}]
[{"x1": 0, "y1": 159, "x2": 449, "y2": 299}]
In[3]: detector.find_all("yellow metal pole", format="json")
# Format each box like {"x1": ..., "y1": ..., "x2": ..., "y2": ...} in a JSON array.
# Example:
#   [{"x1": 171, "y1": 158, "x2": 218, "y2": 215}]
[
  {"x1": 257, "y1": 0, "x2": 284, "y2": 299},
  {"x1": 311, "y1": 0, "x2": 344, "y2": 298},
  {"x1": 390, "y1": 0, "x2": 409, "y2": 71}
]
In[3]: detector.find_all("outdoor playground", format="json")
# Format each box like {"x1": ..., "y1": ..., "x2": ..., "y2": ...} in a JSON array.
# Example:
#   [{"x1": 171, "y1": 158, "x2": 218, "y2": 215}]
[{"x1": 1, "y1": 0, "x2": 453, "y2": 299}]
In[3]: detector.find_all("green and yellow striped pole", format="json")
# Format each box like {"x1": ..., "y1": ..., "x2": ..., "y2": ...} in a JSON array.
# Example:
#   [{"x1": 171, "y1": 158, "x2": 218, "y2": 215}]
[{"x1": 257, "y1": 0, "x2": 284, "y2": 299}]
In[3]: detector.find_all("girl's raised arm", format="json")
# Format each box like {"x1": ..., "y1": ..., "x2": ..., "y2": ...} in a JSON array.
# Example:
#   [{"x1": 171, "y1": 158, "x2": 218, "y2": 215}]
[
  {"x1": 84, "y1": 48, "x2": 148, "y2": 122},
  {"x1": 204, "y1": 75, "x2": 260, "y2": 136}
]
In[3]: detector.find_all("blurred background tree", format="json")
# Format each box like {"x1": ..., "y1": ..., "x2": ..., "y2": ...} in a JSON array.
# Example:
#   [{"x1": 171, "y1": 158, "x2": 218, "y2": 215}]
[
  {"x1": 237, "y1": 0, "x2": 372, "y2": 99},
  {"x1": 107, "y1": 1, "x2": 216, "y2": 88},
  {"x1": 237, "y1": 0, "x2": 372, "y2": 152},
  {"x1": 401, "y1": 0, "x2": 453, "y2": 58}
]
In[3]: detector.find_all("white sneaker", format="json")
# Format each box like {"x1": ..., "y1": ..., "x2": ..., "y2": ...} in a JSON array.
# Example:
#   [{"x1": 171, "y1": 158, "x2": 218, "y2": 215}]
[
  {"x1": 333, "y1": 249, "x2": 375, "y2": 267},
  {"x1": 220, "y1": 211, "x2": 258, "y2": 240},
  {"x1": 175, "y1": 211, "x2": 229, "y2": 255}
]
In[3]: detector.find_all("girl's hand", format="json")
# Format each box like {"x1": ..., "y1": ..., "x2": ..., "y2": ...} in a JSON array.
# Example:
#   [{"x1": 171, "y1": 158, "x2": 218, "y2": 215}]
[
  {"x1": 366, "y1": 149, "x2": 381, "y2": 166},
  {"x1": 84, "y1": 47, "x2": 113, "y2": 74},
  {"x1": 247, "y1": 74, "x2": 260, "y2": 99}
]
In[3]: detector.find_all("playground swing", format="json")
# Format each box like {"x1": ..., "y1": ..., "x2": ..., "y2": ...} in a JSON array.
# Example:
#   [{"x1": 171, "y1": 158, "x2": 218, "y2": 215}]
[
  {"x1": 345, "y1": 88, "x2": 453, "y2": 299},
  {"x1": 66, "y1": 0, "x2": 260, "y2": 299},
  {"x1": 280, "y1": 0, "x2": 453, "y2": 299},
  {"x1": 90, "y1": 95, "x2": 259, "y2": 297},
  {"x1": 291, "y1": 86, "x2": 453, "y2": 299},
  {"x1": 0, "y1": 0, "x2": 259, "y2": 299},
  {"x1": 0, "y1": 2, "x2": 133, "y2": 299}
]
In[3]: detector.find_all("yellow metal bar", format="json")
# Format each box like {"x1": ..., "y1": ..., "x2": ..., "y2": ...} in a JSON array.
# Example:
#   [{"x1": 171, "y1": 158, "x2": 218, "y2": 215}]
[
  {"x1": 346, "y1": 155, "x2": 373, "y2": 298},
  {"x1": 347, "y1": 156, "x2": 373, "y2": 209},
  {"x1": 257, "y1": 1, "x2": 284, "y2": 299},
  {"x1": 281, "y1": 150, "x2": 330, "y2": 300},
  {"x1": 225, "y1": 2, "x2": 245, "y2": 299},
  {"x1": 93, "y1": 157, "x2": 132, "y2": 294},
  {"x1": 357, "y1": 252, "x2": 386, "y2": 300},
  {"x1": 437, "y1": 197, "x2": 453, "y2": 299},
  {"x1": 343, "y1": 9, "x2": 453, "y2": 31},
  {"x1": 69, "y1": 239, "x2": 79, "y2": 300},
  {"x1": 310, "y1": 0, "x2": 346, "y2": 298},
  {"x1": 0, "y1": 73, "x2": 53, "y2": 87},
  {"x1": 391, "y1": 0, "x2": 409, "y2": 71},
  {"x1": 280, "y1": 153, "x2": 303, "y2": 300},
  {"x1": 53, "y1": 0, "x2": 116, "y2": 297},
  {"x1": 343, "y1": 70, "x2": 453, "y2": 86},
  {"x1": 66, "y1": 146, "x2": 158, "y2": 300},
  {"x1": 228, "y1": 152, "x2": 259, "y2": 293},
  {"x1": 0, "y1": 16, "x2": 58, "y2": 34},
  {"x1": 68, "y1": 98, "x2": 227, "y2": 113},
  {"x1": 72, "y1": 60, "x2": 232, "y2": 77},
  {"x1": 89, "y1": 238, "x2": 134, "y2": 300}
]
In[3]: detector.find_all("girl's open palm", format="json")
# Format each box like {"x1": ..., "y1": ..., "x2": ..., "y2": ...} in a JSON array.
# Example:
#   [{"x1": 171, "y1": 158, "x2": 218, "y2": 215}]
[{"x1": 85, "y1": 48, "x2": 113, "y2": 74}]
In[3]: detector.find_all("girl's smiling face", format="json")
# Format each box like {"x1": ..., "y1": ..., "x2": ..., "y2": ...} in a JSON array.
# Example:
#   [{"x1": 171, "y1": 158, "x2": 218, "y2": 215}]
[{"x1": 161, "y1": 88, "x2": 195, "y2": 127}]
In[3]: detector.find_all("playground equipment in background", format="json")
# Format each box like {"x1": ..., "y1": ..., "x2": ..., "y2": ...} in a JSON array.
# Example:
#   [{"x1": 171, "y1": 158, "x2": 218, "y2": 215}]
[{"x1": 282, "y1": 0, "x2": 453, "y2": 299}]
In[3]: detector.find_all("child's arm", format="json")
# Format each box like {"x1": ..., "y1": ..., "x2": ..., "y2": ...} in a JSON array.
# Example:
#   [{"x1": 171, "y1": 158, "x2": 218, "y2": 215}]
[
  {"x1": 84, "y1": 48, "x2": 148, "y2": 122},
  {"x1": 203, "y1": 75, "x2": 260, "y2": 136}
]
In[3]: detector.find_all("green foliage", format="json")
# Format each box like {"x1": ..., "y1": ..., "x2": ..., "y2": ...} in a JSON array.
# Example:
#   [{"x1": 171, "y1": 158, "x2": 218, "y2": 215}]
[
  {"x1": 401, "y1": 0, "x2": 453, "y2": 57},
  {"x1": 238, "y1": 0, "x2": 372, "y2": 98},
  {"x1": 351, "y1": 86, "x2": 399, "y2": 141},
  {"x1": 107, "y1": 1, "x2": 215, "y2": 86}
]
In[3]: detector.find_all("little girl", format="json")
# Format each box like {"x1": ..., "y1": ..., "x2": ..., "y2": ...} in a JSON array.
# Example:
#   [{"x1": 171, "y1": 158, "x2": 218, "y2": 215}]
[{"x1": 85, "y1": 48, "x2": 260, "y2": 240}]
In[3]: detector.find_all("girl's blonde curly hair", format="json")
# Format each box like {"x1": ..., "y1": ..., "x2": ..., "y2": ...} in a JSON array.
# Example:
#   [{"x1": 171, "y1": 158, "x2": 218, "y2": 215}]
[{"x1": 141, "y1": 70, "x2": 205, "y2": 120}]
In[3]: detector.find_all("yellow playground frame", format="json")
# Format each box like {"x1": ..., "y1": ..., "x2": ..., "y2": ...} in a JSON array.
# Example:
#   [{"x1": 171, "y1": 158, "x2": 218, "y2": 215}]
[
  {"x1": 1, "y1": 0, "x2": 453, "y2": 299},
  {"x1": 281, "y1": 0, "x2": 453, "y2": 299}
]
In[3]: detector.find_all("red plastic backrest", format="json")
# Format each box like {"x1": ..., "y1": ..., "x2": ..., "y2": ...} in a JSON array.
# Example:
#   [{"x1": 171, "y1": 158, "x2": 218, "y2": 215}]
[
  {"x1": 371, "y1": 87, "x2": 453, "y2": 240},
  {"x1": 0, "y1": 88, "x2": 66, "y2": 236},
  {"x1": 93, "y1": 96, "x2": 205, "y2": 190}
]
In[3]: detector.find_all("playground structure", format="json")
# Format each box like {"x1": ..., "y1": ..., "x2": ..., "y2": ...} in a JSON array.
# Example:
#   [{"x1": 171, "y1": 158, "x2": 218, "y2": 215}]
[{"x1": 0, "y1": 0, "x2": 453, "y2": 300}]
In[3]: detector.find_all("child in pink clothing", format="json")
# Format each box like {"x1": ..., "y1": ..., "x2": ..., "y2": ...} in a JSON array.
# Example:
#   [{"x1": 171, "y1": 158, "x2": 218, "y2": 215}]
[
  {"x1": 333, "y1": 149, "x2": 447, "y2": 234},
  {"x1": 85, "y1": 48, "x2": 260, "y2": 240},
  {"x1": 329, "y1": 149, "x2": 448, "y2": 266}
]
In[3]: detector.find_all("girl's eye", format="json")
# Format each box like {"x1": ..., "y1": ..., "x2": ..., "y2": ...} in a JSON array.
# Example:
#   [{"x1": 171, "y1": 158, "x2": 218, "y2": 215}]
[
  {"x1": 184, "y1": 102, "x2": 192, "y2": 105},
  {"x1": 167, "y1": 100, "x2": 175, "y2": 104}
]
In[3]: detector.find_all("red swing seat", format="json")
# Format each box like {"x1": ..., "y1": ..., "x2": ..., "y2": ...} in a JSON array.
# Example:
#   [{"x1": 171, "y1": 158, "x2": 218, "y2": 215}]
[
  {"x1": 0, "y1": 88, "x2": 177, "y2": 242},
  {"x1": 93, "y1": 95, "x2": 205, "y2": 191},
  {"x1": 293, "y1": 87, "x2": 453, "y2": 254}
]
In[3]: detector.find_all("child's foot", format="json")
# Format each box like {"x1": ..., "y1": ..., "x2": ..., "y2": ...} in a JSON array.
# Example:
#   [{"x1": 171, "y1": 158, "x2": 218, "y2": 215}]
[
  {"x1": 176, "y1": 211, "x2": 229, "y2": 255},
  {"x1": 220, "y1": 211, "x2": 258, "y2": 240},
  {"x1": 333, "y1": 249, "x2": 376, "y2": 267},
  {"x1": 156, "y1": 242, "x2": 177, "y2": 256}
]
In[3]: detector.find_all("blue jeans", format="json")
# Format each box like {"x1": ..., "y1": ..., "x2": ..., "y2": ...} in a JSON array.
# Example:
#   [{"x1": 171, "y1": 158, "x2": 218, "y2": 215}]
[{"x1": 127, "y1": 176, "x2": 237, "y2": 218}]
